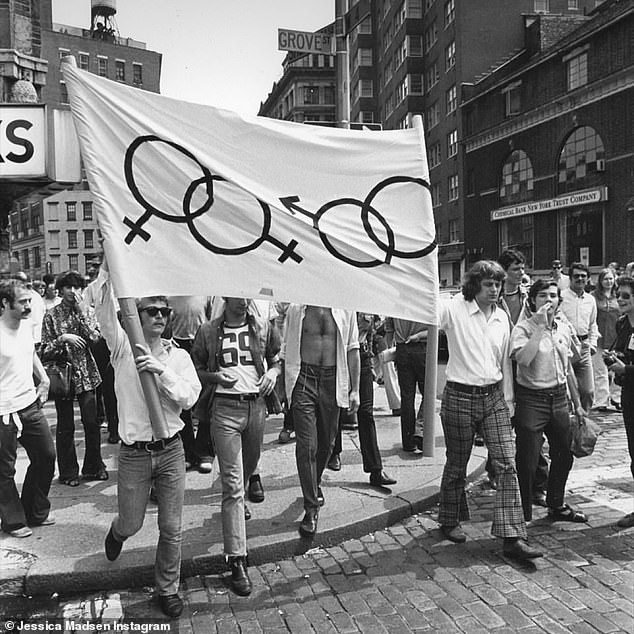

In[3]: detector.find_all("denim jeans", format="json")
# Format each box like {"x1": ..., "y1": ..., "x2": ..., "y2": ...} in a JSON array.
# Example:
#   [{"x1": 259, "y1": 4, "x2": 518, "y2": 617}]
[
  {"x1": 211, "y1": 396, "x2": 266, "y2": 557},
  {"x1": 573, "y1": 344, "x2": 595, "y2": 411},
  {"x1": 514, "y1": 384, "x2": 573, "y2": 521},
  {"x1": 112, "y1": 437, "x2": 186, "y2": 596},
  {"x1": 292, "y1": 363, "x2": 339, "y2": 512},
  {"x1": 0, "y1": 401, "x2": 56, "y2": 532},
  {"x1": 55, "y1": 389, "x2": 104, "y2": 479},
  {"x1": 333, "y1": 354, "x2": 382, "y2": 472},
  {"x1": 395, "y1": 342, "x2": 426, "y2": 450}
]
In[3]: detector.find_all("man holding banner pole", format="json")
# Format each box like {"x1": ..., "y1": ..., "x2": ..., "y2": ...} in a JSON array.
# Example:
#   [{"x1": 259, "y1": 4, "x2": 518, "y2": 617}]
[{"x1": 94, "y1": 259, "x2": 201, "y2": 618}]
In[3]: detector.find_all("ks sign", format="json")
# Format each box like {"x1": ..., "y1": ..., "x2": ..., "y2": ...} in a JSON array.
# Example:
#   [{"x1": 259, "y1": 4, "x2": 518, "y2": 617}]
[{"x1": 0, "y1": 105, "x2": 46, "y2": 178}]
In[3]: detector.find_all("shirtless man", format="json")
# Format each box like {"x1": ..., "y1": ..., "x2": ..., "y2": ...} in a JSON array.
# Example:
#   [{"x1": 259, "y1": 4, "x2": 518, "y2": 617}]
[{"x1": 283, "y1": 305, "x2": 360, "y2": 537}]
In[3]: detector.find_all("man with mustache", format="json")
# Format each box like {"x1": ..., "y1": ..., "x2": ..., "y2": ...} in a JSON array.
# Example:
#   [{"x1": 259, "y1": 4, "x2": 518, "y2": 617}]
[{"x1": 0, "y1": 279, "x2": 56, "y2": 538}]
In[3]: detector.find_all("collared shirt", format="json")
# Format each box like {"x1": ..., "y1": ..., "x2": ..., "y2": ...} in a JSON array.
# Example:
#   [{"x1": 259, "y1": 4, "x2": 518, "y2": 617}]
[
  {"x1": 283, "y1": 305, "x2": 359, "y2": 408},
  {"x1": 510, "y1": 313, "x2": 572, "y2": 390},
  {"x1": 167, "y1": 295, "x2": 211, "y2": 341},
  {"x1": 41, "y1": 301, "x2": 102, "y2": 394},
  {"x1": 0, "y1": 320, "x2": 36, "y2": 416},
  {"x1": 560, "y1": 288, "x2": 599, "y2": 348},
  {"x1": 94, "y1": 270, "x2": 201, "y2": 444},
  {"x1": 439, "y1": 294, "x2": 514, "y2": 414},
  {"x1": 384, "y1": 317, "x2": 427, "y2": 344},
  {"x1": 497, "y1": 283, "x2": 529, "y2": 327},
  {"x1": 28, "y1": 289, "x2": 46, "y2": 344}
]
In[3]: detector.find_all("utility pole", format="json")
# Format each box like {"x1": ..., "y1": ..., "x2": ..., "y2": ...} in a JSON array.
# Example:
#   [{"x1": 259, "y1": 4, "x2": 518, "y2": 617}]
[{"x1": 335, "y1": 0, "x2": 350, "y2": 129}]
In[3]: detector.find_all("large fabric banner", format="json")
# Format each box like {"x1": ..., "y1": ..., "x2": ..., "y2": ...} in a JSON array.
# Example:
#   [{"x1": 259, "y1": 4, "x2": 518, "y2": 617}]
[{"x1": 63, "y1": 62, "x2": 439, "y2": 324}]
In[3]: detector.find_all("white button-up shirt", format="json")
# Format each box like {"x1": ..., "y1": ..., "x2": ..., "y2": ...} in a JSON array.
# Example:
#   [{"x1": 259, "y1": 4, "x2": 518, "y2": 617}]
[
  {"x1": 282, "y1": 304, "x2": 359, "y2": 408},
  {"x1": 440, "y1": 294, "x2": 514, "y2": 415},
  {"x1": 560, "y1": 288, "x2": 599, "y2": 349}
]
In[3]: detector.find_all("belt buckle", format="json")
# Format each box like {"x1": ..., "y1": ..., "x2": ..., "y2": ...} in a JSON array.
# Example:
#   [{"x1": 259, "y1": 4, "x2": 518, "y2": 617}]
[{"x1": 146, "y1": 438, "x2": 166, "y2": 452}]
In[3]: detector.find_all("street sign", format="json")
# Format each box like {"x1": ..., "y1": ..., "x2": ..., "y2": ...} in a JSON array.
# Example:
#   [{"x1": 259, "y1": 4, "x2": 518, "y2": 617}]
[
  {"x1": 278, "y1": 28, "x2": 333, "y2": 54},
  {"x1": 0, "y1": 104, "x2": 46, "y2": 178}
]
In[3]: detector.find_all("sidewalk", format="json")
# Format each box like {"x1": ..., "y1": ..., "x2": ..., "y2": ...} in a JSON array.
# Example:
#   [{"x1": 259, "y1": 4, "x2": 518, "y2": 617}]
[{"x1": 0, "y1": 382, "x2": 487, "y2": 598}]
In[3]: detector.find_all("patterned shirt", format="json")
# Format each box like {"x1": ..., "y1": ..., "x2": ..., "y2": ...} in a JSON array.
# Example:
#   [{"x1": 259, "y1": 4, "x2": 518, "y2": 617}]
[{"x1": 41, "y1": 301, "x2": 102, "y2": 394}]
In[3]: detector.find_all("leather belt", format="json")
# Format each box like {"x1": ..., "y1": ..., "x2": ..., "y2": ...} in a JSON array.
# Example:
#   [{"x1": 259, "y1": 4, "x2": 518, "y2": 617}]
[
  {"x1": 446, "y1": 381, "x2": 501, "y2": 395},
  {"x1": 516, "y1": 383, "x2": 567, "y2": 396},
  {"x1": 122, "y1": 433, "x2": 180, "y2": 452},
  {"x1": 215, "y1": 392, "x2": 259, "y2": 402}
]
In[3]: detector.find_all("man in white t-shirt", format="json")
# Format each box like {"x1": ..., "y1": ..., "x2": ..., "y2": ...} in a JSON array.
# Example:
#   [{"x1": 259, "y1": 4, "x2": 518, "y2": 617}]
[{"x1": 0, "y1": 279, "x2": 56, "y2": 538}]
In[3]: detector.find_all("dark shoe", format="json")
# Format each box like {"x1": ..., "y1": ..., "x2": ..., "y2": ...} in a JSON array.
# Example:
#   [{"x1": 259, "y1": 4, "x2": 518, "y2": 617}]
[
  {"x1": 107, "y1": 433, "x2": 119, "y2": 444},
  {"x1": 341, "y1": 422, "x2": 358, "y2": 431},
  {"x1": 370, "y1": 471, "x2": 397, "y2": 487},
  {"x1": 247, "y1": 474, "x2": 265, "y2": 503},
  {"x1": 83, "y1": 468, "x2": 108, "y2": 481},
  {"x1": 158, "y1": 593, "x2": 183, "y2": 618},
  {"x1": 29, "y1": 516, "x2": 55, "y2": 527},
  {"x1": 440, "y1": 524, "x2": 467, "y2": 544},
  {"x1": 503, "y1": 538, "x2": 543, "y2": 560},
  {"x1": 105, "y1": 527, "x2": 123, "y2": 561},
  {"x1": 402, "y1": 446, "x2": 417, "y2": 452},
  {"x1": 474, "y1": 434, "x2": 485, "y2": 447},
  {"x1": 610, "y1": 399, "x2": 622, "y2": 412},
  {"x1": 278, "y1": 428, "x2": 295, "y2": 443},
  {"x1": 327, "y1": 453, "x2": 341, "y2": 471},
  {"x1": 548, "y1": 504, "x2": 588, "y2": 523},
  {"x1": 616, "y1": 512, "x2": 634, "y2": 528},
  {"x1": 299, "y1": 510, "x2": 318, "y2": 537},
  {"x1": 228, "y1": 556, "x2": 252, "y2": 596},
  {"x1": 532, "y1": 492, "x2": 548, "y2": 507},
  {"x1": 317, "y1": 486, "x2": 325, "y2": 507},
  {"x1": 59, "y1": 476, "x2": 80, "y2": 487},
  {"x1": 244, "y1": 505, "x2": 251, "y2": 521},
  {"x1": 414, "y1": 436, "x2": 424, "y2": 451},
  {"x1": 198, "y1": 458, "x2": 213, "y2": 473}
]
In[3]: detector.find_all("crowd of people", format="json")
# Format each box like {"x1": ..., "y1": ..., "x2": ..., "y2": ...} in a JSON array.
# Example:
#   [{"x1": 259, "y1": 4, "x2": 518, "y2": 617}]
[{"x1": 1, "y1": 252, "x2": 633, "y2": 618}]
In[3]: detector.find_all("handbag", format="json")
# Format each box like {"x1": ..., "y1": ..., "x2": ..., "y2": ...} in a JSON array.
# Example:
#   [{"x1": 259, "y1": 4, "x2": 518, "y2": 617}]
[
  {"x1": 44, "y1": 361, "x2": 73, "y2": 400},
  {"x1": 569, "y1": 411, "x2": 601, "y2": 458}
]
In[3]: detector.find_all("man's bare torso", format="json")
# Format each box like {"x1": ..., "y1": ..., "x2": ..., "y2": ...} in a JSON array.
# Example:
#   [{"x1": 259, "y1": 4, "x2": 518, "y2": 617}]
[{"x1": 300, "y1": 306, "x2": 337, "y2": 366}]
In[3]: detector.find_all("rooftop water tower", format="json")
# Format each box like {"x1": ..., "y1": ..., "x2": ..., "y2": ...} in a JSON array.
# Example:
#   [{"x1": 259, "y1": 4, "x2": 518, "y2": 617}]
[{"x1": 90, "y1": 0, "x2": 118, "y2": 41}]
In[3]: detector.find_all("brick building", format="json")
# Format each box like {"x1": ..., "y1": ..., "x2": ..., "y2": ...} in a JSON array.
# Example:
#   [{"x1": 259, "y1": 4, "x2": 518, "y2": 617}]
[{"x1": 461, "y1": 0, "x2": 633, "y2": 274}]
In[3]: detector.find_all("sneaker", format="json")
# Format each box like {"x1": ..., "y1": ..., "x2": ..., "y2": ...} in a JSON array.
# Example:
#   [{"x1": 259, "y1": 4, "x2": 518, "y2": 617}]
[
  {"x1": 198, "y1": 460, "x2": 213, "y2": 473},
  {"x1": 616, "y1": 512, "x2": 634, "y2": 528},
  {"x1": 9, "y1": 526, "x2": 32, "y2": 538}
]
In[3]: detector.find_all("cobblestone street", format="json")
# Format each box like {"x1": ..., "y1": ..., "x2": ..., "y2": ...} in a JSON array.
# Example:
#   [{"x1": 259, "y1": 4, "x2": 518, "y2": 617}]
[{"x1": 2, "y1": 413, "x2": 632, "y2": 633}]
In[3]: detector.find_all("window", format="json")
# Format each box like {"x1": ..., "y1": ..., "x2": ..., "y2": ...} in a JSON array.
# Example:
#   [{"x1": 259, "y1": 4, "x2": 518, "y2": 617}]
[
  {"x1": 503, "y1": 81, "x2": 521, "y2": 117},
  {"x1": 448, "y1": 174, "x2": 459, "y2": 200},
  {"x1": 48, "y1": 202, "x2": 59, "y2": 221},
  {"x1": 322, "y1": 85, "x2": 334, "y2": 105},
  {"x1": 408, "y1": 74, "x2": 423, "y2": 95},
  {"x1": 423, "y1": 24, "x2": 437, "y2": 53},
  {"x1": 426, "y1": 102, "x2": 440, "y2": 129},
  {"x1": 358, "y1": 48, "x2": 372, "y2": 66},
  {"x1": 445, "y1": 40, "x2": 456, "y2": 71},
  {"x1": 449, "y1": 219, "x2": 459, "y2": 242},
  {"x1": 58, "y1": 48, "x2": 70, "y2": 65},
  {"x1": 115, "y1": 60, "x2": 125, "y2": 81},
  {"x1": 431, "y1": 182, "x2": 441, "y2": 207},
  {"x1": 445, "y1": 0, "x2": 455, "y2": 26},
  {"x1": 79, "y1": 53, "x2": 89, "y2": 70},
  {"x1": 132, "y1": 63, "x2": 143, "y2": 85},
  {"x1": 49, "y1": 231, "x2": 60, "y2": 249},
  {"x1": 425, "y1": 62, "x2": 439, "y2": 92},
  {"x1": 408, "y1": 35, "x2": 423, "y2": 57},
  {"x1": 66, "y1": 202, "x2": 76, "y2": 221},
  {"x1": 358, "y1": 16, "x2": 372, "y2": 34},
  {"x1": 68, "y1": 254, "x2": 79, "y2": 271},
  {"x1": 84, "y1": 229, "x2": 94, "y2": 249},
  {"x1": 447, "y1": 129, "x2": 458, "y2": 157},
  {"x1": 33, "y1": 246, "x2": 41, "y2": 269},
  {"x1": 534, "y1": 0, "x2": 549, "y2": 12},
  {"x1": 97, "y1": 56, "x2": 108, "y2": 77},
  {"x1": 446, "y1": 85, "x2": 457, "y2": 113},
  {"x1": 360, "y1": 79, "x2": 373, "y2": 97},
  {"x1": 360, "y1": 111, "x2": 375, "y2": 123},
  {"x1": 82, "y1": 201, "x2": 93, "y2": 221},
  {"x1": 60, "y1": 82, "x2": 69, "y2": 104},
  {"x1": 50, "y1": 255, "x2": 60, "y2": 274},
  {"x1": 428, "y1": 142, "x2": 442, "y2": 169},
  {"x1": 558, "y1": 126, "x2": 605, "y2": 191},
  {"x1": 67, "y1": 230, "x2": 78, "y2": 249},
  {"x1": 23, "y1": 249, "x2": 30, "y2": 269},
  {"x1": 407, "y1": 0, "x2": 423, "y2": 18},
  {"x1": 566, "y1": 51, "x2": 588, "y2": 90},
  {"x1": 568, "y1": 1, "x2": 579, "y2": 8},
  {"x1": 500, "y1": 150, "x2": 534, "y2": 203},
  {"x1": 303, "y1": 86, "x2": 319, "y2": 104}
]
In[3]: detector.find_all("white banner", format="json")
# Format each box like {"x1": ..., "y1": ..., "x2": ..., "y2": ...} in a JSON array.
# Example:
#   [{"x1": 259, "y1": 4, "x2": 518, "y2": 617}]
[{"x1": 63, "y1": 62, "x2": 439, "y2": 324}]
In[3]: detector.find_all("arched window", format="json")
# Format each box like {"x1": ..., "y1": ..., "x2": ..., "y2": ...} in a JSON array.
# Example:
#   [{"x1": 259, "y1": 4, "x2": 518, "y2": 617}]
[
  {"x1": 558, "y1": 126, "x2": 605, "y2": 193},
  {"x1": 500, "y1": 150, "x2": 534, "y2": 205}
]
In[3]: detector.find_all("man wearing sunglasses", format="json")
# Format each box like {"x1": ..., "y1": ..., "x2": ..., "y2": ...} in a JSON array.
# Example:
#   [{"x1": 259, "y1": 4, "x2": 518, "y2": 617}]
[
  {"x1": 550, "y1": 259, "x2": 570, "y2": 291},
  {"x1": 560, "y1": 262, "x2": 599, "y2": 411},
  {"x1": 94, "y1": 261, "x2": 201, "y2": 618}
]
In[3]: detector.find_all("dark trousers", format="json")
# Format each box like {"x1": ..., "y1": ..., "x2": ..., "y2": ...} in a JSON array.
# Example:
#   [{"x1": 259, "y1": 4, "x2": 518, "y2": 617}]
[
  {"x1": 514, "y1": 385, "x2": 573, "y2": 521},
  {"x1": 292, "y1": 363, "x2": 339, "y2": 512},
  {"x1": 333, "y1": 354, "x2": 382, "y2": 473},
  {"x1": 622, "y1": 379, "x2": 634, "y2": 479},
  {"x1": 0, "y1": 401, "x2": 56, "y2": 531},
  {"x1": 91, "y1": 337, "x2": 118, "y2": 437},
  {"x1": 55, "y1": 389, "x2": 104, "y2": 479},
  {"x1": 395, "y1": 342, "x2": 426, "y2": 451}
]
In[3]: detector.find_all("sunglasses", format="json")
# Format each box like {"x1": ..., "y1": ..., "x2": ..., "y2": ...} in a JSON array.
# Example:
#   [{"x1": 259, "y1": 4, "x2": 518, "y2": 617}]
[
  {"x1": 552, "y1": 266, "x2": 562, "y2": 269},
  {"x1": 140, "y1": 306, "x2": 171, "y2": 318},
  {"x1": 616, "y1": 292, "x2": 632, "y2": 300},
  {"x1": 572, "y1": 273, "x2": 587, "y2": 279}
]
